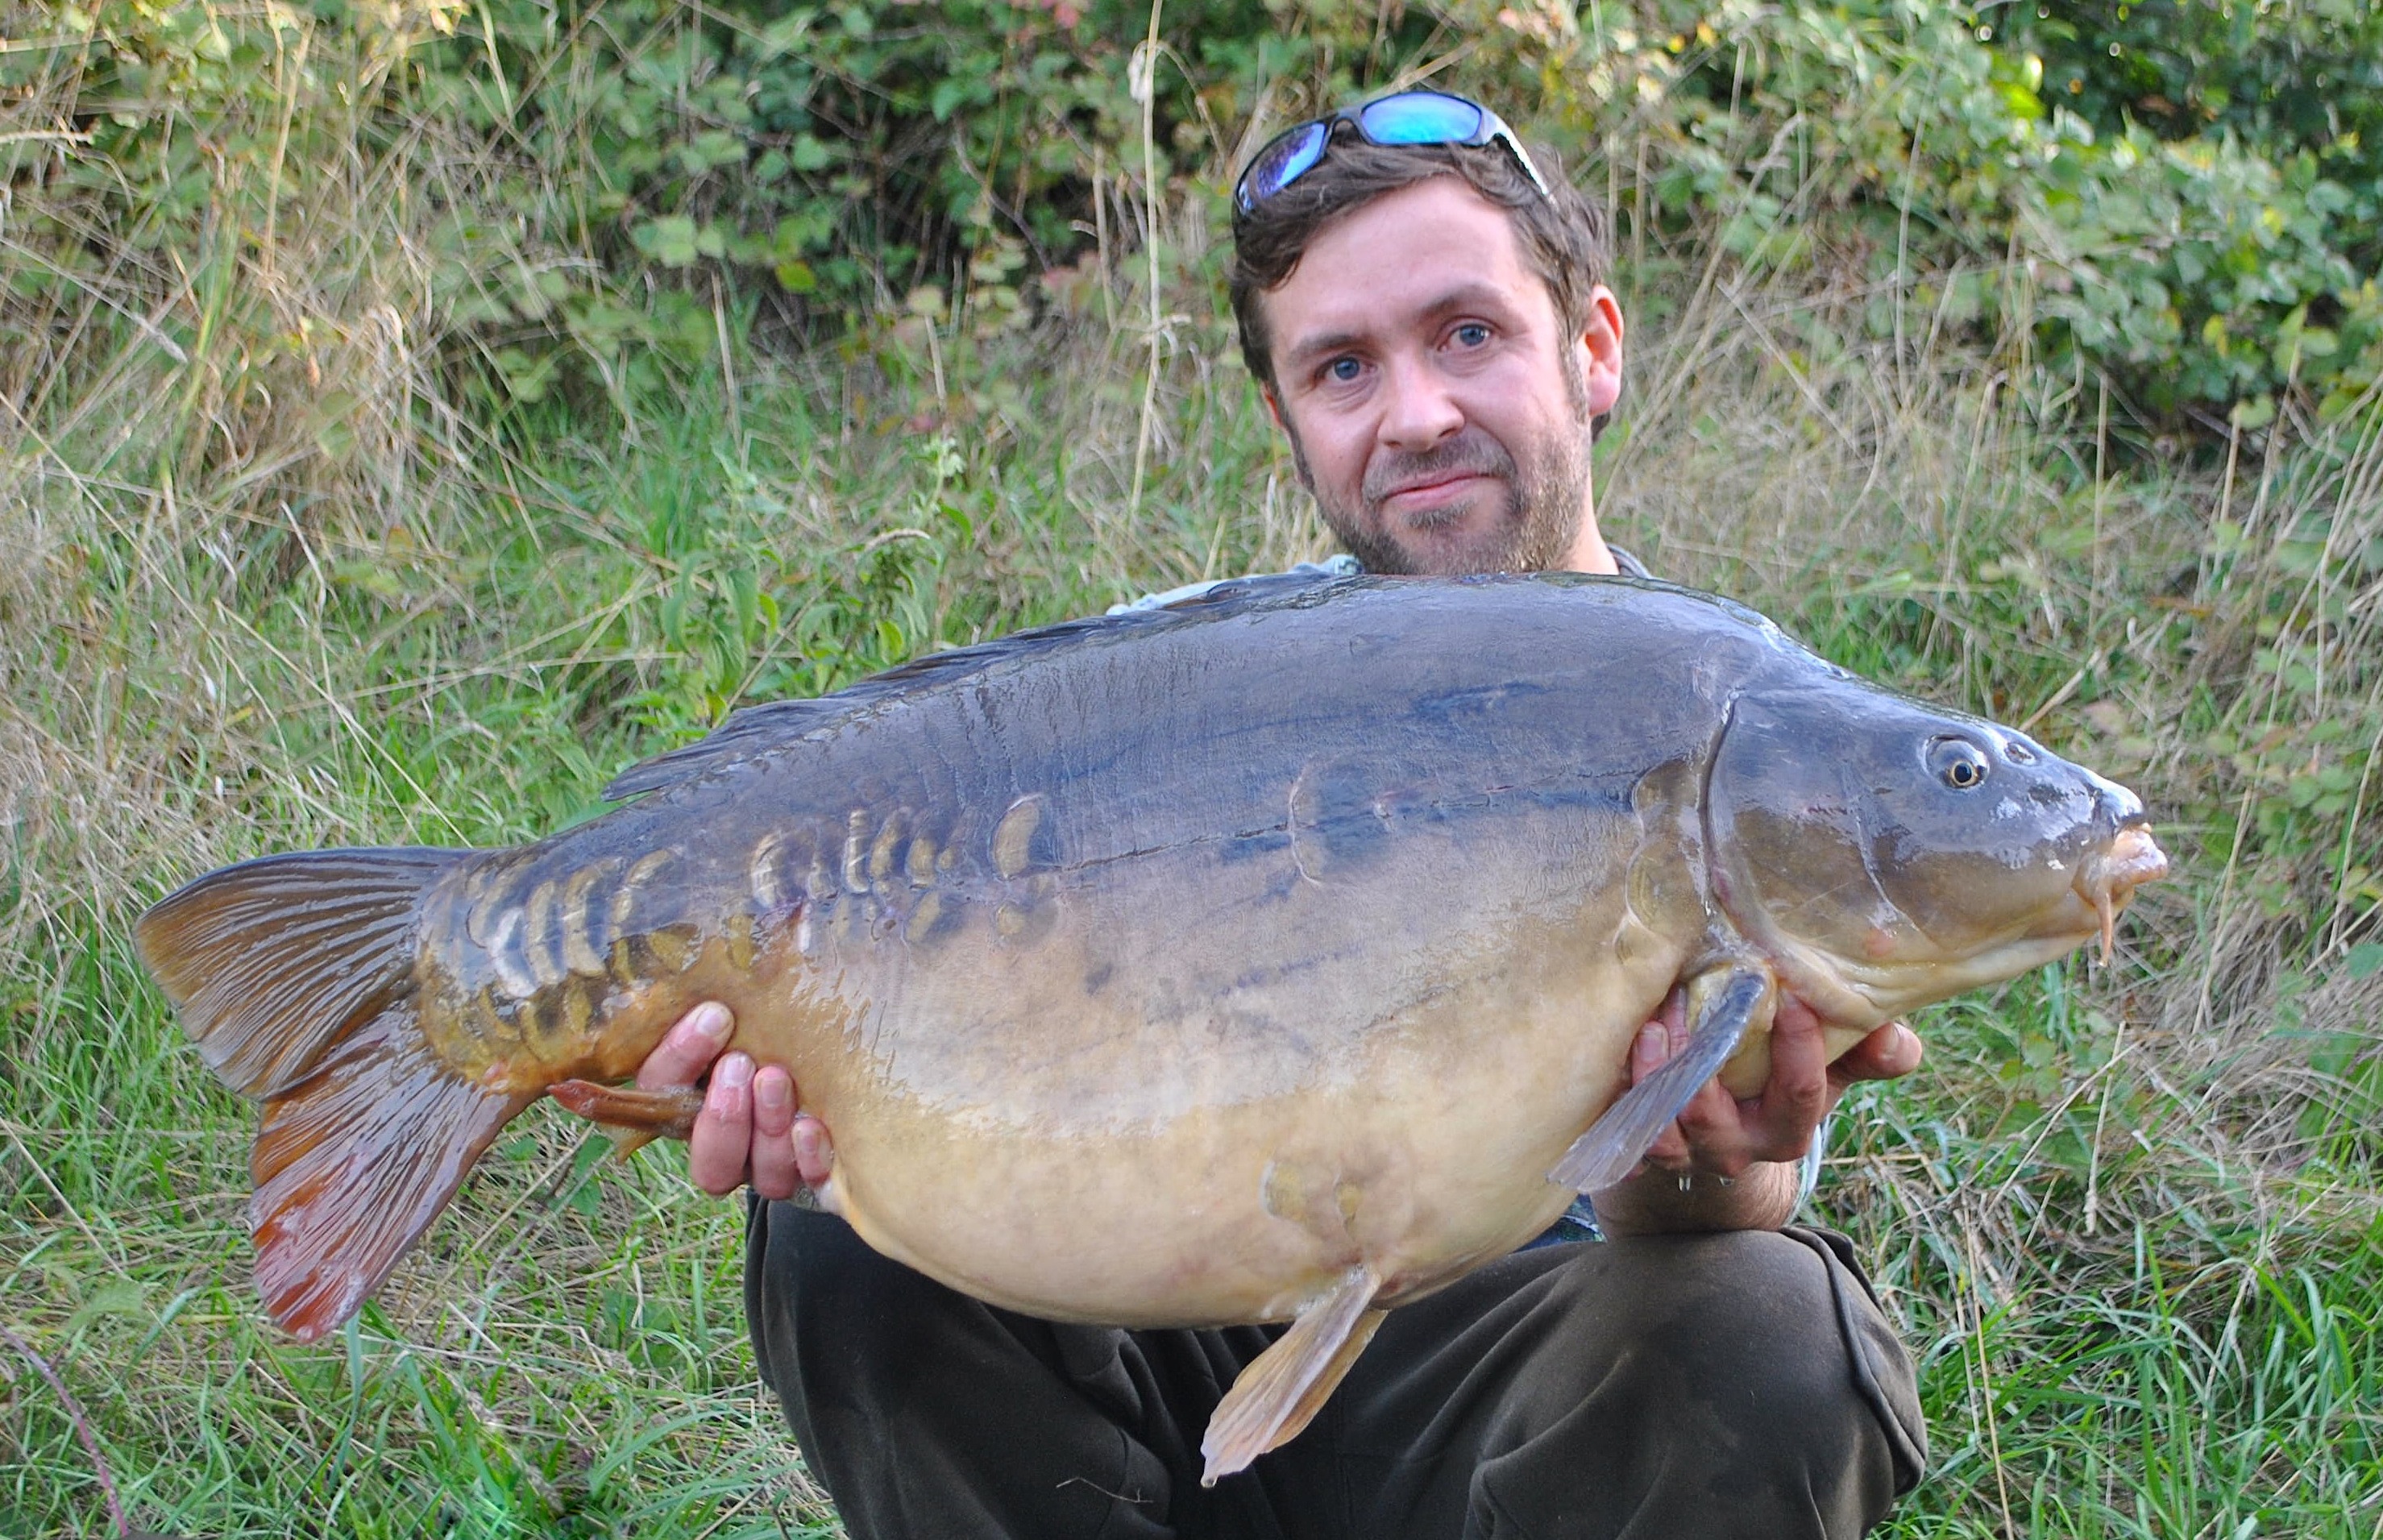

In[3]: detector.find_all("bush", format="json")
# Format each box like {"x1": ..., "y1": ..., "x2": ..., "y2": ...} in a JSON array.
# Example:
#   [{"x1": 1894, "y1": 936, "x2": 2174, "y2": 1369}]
[
  {"x1": 25, "y1": 0, "x2": 2372, "y2": 435},
  {"x1": 1528, "y1": 0, "x2": 2383, "y2": 430},
  {"x1": 419, "y1": 0, "x2": 1445, "y2": 332}
]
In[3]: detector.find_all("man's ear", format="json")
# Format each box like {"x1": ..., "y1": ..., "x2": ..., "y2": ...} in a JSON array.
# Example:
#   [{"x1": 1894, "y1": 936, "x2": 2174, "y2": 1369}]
[
  {"x1": 1261, "y1": 384, "x2": 1285, "y2": 434},
  {"x1": 1580, "y1": 284, "x2": 1625, "y2": 420}
]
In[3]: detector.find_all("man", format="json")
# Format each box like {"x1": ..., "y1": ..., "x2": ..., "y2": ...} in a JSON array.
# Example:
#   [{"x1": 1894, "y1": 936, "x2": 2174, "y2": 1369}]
[{"x1": 637, "y1": 93, "x2": 1928, "y2": 1538}]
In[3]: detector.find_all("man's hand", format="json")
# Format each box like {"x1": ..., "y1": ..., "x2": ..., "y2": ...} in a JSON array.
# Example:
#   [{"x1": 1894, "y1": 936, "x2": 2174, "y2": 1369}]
[
  {"x1": 636, "y1": 1002, "x2": 835, "y2": 1200},
  {"x1": 1638, "y1": 989, "x2": 1922, "y2": 1177},
  {"x1": 1592, "y1": 987, "x2": 1921, "y2": 1236}
]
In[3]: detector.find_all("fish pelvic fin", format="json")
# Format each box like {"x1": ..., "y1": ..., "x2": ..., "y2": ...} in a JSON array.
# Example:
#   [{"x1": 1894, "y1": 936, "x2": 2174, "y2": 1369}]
[
  {"x1": 1547, "y1": 963, "x2": 1776, "y2": 1193},
  {"x1": 135, "y1": 846, "x2": 536, "y2": 1339},
  {"x1": 1200, "y1": 1266, "x2": 1384, "y2": 1486}
]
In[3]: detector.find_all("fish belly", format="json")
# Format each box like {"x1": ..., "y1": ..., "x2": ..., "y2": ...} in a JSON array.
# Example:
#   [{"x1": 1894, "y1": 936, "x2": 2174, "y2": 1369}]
[{"x1": 749, "y1": 841, "x2": 1689, "y2": 1328}]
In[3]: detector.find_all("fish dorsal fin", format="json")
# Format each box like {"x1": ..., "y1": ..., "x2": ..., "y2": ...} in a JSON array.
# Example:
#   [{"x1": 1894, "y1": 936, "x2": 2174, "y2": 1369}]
[
  {"x1": 1201, "y1": 1264, "x2": 1385, "y2": 1484},
  {"x1": 1547, "y1": 963, "x2": 1776, "y2": 1193},
  {"x1": 601, "y1": 571, "x2": 1363, "y2": 802}
]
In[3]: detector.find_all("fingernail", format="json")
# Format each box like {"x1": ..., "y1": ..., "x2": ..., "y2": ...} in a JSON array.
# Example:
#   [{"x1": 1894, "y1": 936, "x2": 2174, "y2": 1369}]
[
  {"x1": 692, "y1": 1002, "x2": 733, "y2": 1042},
  {"x1": 755, "y1": 1072, "x2": 789, "y2": 1113},
  {"x1": 716, "y1": 1052, "x2": 753, "y2": 1090},
  {"x1": 794, "y1": 1117, "x2": 832, "y2": 1172},
  {"x1": 1637, "y1": 1024, "x2": 1664, "y2": 1067}
]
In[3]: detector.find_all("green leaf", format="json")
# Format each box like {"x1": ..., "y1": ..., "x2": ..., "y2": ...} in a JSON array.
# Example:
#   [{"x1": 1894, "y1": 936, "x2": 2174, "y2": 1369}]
[
  {"x1": 2231, "y1": 394, "x2": 2277, "y2": 430},
  {"x1": 68, "y1": 1279, "x2": 151, "y2": 1334},
  {"x1": 492, "y1": 347, "x2": 558, "y2": 404},
  {"x1": 632, "y1": 216, "x2": 700, "y2": 268},
  {"x1": 681, "y1": 130, "x2": 746, "y2": 173}
]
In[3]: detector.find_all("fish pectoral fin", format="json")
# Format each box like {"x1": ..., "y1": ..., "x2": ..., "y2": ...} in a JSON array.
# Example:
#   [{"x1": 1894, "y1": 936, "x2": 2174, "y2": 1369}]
[
  {"x1": 1547, "y1": 963, "x2": 1776, "y2": 1193},
  {"x1": 550, "y1": 1080, "x2": 704, "y2": 1144},
  {"x1": 1201, "y1": 1266, "x2": 1384, "y2": 1487}
]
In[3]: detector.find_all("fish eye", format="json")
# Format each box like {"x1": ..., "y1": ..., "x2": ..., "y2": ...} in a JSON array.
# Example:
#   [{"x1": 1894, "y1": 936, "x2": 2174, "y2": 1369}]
[{"x1": 1928, "y1": 738, "x2": 1992, "y2": 790}]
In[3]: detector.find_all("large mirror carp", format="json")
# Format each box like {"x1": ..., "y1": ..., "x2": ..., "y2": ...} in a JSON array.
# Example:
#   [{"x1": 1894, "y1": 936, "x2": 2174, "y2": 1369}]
[{"x1": 136, "y1": 573, "x2": 2166, "y2": 1480}]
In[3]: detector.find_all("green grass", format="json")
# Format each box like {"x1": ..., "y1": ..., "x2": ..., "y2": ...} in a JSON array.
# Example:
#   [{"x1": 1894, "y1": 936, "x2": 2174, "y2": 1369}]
[
  {"x1": 5, "y1": 51, "x2": 2381, "y2": 1534},
  {"x1": 3, "y1": 312, "x2": 1351, "y2": 1537},
  {"x1": 1836, "y1": 985, "x2": 2383, "y2": 1538},
  {"x1": 6, "y1": 307, "x2": 2377, "y2": 1534}
]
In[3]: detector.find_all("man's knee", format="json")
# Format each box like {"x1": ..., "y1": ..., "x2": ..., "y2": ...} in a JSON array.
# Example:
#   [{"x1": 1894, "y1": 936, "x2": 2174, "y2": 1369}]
[
  {"x1": 1529, "y1": 1227, "x2": 1925, "y2": 1483},
  {"x1": 1567, "y1": 1230, "x2": 1853, "y2": 1396},
  {"x1": 1459, "y1": 1230, "x2": 1921, "y2": 1538}
]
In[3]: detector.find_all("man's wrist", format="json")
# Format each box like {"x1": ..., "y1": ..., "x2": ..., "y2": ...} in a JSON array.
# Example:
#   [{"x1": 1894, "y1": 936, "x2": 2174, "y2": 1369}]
[{"x1": 1589, "y1": 1159, "x2": 1803, "y2": 1236}]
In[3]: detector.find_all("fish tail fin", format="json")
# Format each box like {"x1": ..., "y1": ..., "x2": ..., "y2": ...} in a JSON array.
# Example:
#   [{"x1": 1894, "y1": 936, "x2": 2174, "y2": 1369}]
[
  {"x1": 135, "y1": 847, "x2": 460, "y2": 1097},
  {"x1": 136, "y1": 847, "x2": 534, "y2": 1340},
  {"x1": 250, "y1": 1007, "x2": 533, "y2": 1338}
]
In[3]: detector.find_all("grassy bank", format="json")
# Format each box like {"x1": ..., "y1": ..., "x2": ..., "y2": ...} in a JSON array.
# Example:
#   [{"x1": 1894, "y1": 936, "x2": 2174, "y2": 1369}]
[
  {"x1": 6, "y1": 264, "x2": 2379, "y2": 1534},
  {"x1": 5, "y1": 10, "x2": 2381, "y2": 1536}
]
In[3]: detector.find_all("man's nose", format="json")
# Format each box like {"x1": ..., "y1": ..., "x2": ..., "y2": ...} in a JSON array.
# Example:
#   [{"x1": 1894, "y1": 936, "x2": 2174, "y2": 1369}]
[{"x1": 1377, "y1": 356, "x2": 1463, "y2": 450}]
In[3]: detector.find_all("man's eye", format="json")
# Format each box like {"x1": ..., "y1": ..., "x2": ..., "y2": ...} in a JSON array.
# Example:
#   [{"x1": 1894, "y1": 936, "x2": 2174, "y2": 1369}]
[
  {"x1": 1326, "y1": 357, "x2": 1362, "y2": 383},
  {"x1": 1452, "y1": 322, "x2": 1491, "y2": 347}
]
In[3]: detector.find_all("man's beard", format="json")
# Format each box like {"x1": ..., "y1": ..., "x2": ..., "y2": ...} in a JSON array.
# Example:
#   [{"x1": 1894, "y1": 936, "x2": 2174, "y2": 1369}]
[{"x1": 1290, "y1": 357, "x2": 1596, "y2": 577}]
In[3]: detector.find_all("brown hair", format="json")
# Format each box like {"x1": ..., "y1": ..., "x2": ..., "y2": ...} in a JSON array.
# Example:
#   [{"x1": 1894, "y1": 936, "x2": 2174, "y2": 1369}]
[{"x1": 1227, "y1": 129, "x2": 1612, "y2": 394}]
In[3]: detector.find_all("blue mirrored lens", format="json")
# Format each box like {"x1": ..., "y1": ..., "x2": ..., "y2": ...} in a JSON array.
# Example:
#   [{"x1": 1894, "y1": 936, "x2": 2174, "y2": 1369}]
[
  {"x1": 1359, "y1": 93, "x2": 1483, "y2": 146},
  {"x1": 1247, "y1": 122, "x2": 1329, "y2": 205}
]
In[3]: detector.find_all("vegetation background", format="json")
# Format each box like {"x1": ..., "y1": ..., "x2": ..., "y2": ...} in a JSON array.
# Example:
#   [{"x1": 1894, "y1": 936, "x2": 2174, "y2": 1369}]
[{"x1": 3, "y1": 0, "x2": 2379, "y2": 1534}]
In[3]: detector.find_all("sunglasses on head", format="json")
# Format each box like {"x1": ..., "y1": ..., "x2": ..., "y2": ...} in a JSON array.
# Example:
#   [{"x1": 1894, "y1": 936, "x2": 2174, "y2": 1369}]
[{"x1": 1233, "y1": 91, "x2": 1554, "y2": 217}]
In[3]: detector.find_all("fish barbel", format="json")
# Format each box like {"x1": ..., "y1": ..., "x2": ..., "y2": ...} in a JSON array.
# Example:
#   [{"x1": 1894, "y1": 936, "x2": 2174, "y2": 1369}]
[{"x1": 135, "y1": 574, "x2": 2165, "y2": 1480}]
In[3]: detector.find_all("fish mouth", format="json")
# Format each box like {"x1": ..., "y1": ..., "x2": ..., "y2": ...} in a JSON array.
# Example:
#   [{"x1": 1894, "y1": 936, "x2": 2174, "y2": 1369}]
[
  {"x1": 1718, "y1": 822, "x2": 2173, "y2": 1028},
  {"x1": 2072, "y1": 825, "x2": 2169, "y2": 963}
]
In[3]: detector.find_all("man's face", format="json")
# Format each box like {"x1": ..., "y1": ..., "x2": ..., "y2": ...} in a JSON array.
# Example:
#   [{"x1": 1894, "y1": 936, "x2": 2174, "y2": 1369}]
[{"x1": 1259, "y1": 177, "x2": 1624, "y2": 576}]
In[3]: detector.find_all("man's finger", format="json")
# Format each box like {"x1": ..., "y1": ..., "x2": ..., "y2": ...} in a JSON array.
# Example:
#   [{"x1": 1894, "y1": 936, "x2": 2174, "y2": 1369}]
[
  {"x1": 636, "y1": 1002, "x2": 734, "y2": 1090},
  {"x1": 1831, "y1": 1020, "x2": 1923, "y2": 1087},
  {"x1": 687, "y1": 1051, "x2": 754, "y2": 1195},
  {"x1": 1634, "y1": 1023, "x2": 1694, "y2": 1169},
  {"x1": 748, "y1": 1065, "x2": 804, "y2": 1201},
  {"x1": 753, "y1": 1065, "x2": 796, "y2": 1138},
  {"x1": 792, "y1": 1115, "x2": 835, "y2": 1189},
  {"x1": 1682, "y1": 997, "x2": 1826, "y2": 1171},
  {"x1": 1743, "y1": 992, "x2": 1830, "y2": 1156},
  {"x1": 1667, "y1": 1075, "x2": 1753, "y2": 1174}
]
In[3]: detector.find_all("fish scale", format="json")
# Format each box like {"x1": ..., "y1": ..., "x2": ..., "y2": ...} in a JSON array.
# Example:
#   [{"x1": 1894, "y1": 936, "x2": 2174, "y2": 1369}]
[{"x1": 132, "y1": 571, "x2": 2167, "y2": 1484}]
